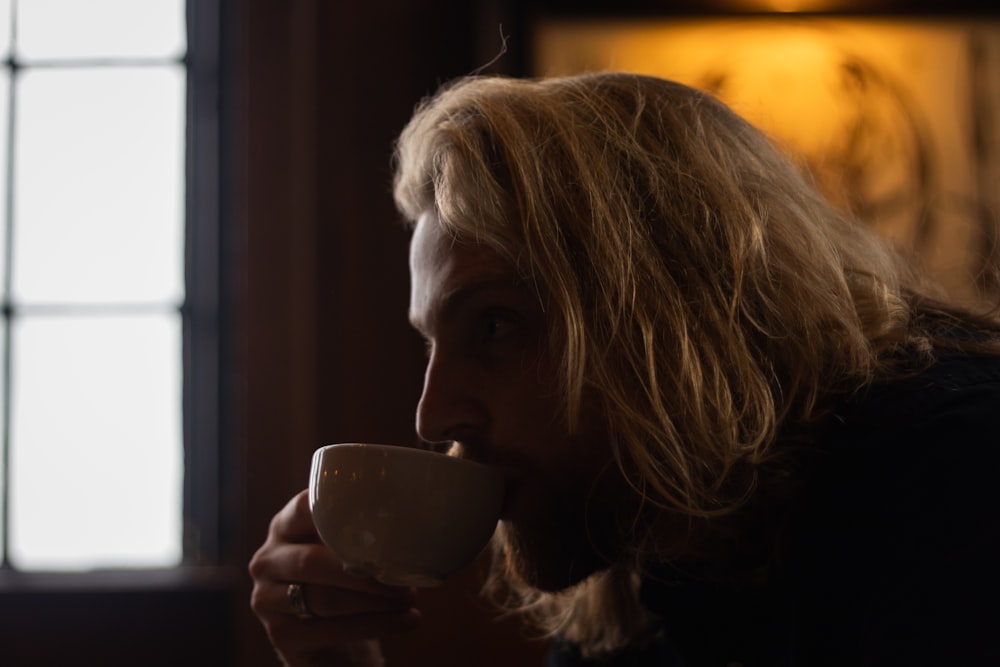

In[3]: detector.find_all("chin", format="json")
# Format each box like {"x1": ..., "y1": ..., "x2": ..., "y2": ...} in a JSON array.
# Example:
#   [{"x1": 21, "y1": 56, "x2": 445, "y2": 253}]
[
  {"x1": 494, "y1": 510, "x2": 622, "y2": 593},
  {"x1": 492, "y1": 455, "x2": 639, "y2": 592},
  {"x1": 494, "y1": 523, "x2": 590, "y2": 592}
]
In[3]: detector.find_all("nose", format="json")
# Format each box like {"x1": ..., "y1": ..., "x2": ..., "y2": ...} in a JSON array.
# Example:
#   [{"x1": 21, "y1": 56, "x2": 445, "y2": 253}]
[{"x1": 415, "y1": 346, "x2": 487, "y2": 446}]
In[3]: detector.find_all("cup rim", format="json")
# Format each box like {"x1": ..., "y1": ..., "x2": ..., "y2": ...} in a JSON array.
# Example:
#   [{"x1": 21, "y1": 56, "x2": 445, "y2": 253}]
[{"x1": 314, "y1": 442, "x2": 500, "y2": 474}]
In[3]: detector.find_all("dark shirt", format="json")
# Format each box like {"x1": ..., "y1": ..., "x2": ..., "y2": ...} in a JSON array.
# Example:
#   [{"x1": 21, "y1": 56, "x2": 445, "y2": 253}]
[{"x1": 549, "y1": 354, "x2": 1000, "y2": 667}]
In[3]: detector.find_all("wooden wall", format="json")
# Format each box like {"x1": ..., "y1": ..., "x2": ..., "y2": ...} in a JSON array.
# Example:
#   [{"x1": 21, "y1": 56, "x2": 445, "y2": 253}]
[{"x1": 238, "y1": 1, "x2": 547, "y2": 664}]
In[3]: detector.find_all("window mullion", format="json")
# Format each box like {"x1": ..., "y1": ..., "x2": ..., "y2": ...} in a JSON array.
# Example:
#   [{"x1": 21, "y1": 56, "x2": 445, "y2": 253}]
[{"x1": 1, "y1": 0, "x2": 19, "y2": 569}]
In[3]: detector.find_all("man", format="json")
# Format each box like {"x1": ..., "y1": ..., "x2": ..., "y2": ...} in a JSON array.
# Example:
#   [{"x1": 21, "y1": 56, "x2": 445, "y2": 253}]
[{"x1": 250, "y1": 72, "x2": 1000, "y2": 666}]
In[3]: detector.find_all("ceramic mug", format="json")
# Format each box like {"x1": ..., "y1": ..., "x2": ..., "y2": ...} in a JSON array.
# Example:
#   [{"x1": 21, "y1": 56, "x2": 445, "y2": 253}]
[{"x1": 309, "y1": 442, "x2": 504, "y2": 587}]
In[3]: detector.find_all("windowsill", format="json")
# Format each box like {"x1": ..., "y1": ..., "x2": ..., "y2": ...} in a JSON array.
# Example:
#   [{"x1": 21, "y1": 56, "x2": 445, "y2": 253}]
[
  {"x1": 0, "y1": 564, "x2": 240, "y2": 593},
  {"x1": 0, "y1": 564, "x2": 240, "y2": 665}
]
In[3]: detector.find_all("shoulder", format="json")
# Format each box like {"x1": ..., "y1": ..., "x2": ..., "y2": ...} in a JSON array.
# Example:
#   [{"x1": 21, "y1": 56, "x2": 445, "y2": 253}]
[
  {"x1": 808, "y1": 353, "x2": 1000, "y2": 515},
  {"x1": 826, "y1": 352, "x2": 1000, "y2": 450},
  {"x1": 807, "y1": 352, "x2": 1000, "y2": 519},
  {"x1": 785, "y1": 352, "x2": 1000, "y2": 664}
]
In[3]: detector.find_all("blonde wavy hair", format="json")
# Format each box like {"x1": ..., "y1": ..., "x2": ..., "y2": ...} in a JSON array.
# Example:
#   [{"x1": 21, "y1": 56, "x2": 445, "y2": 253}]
[{"x1": 392, "y1": 72, "x2": 1000, "y2": 655}]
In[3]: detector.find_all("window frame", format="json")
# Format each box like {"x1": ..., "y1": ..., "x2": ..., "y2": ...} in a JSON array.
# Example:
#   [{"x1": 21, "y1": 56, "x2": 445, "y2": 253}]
[{"x1": 0, "y1": 0, "x2": 235, "y2": 581}]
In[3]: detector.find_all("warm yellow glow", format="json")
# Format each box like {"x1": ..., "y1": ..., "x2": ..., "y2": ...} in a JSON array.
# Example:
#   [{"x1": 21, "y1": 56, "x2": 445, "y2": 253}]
[
  {"x1": 533, "y1": 17, "x2": 1000, "y2": 303},
  {"x1": 533, "y1": 18, "x2": 973, "y2": 193},
  {"x1": 724, "y1": 0, "x2": 847, "y2": 10},
  {"x1": 709, "y1": 0, "x2": 878, "y2": 12}
]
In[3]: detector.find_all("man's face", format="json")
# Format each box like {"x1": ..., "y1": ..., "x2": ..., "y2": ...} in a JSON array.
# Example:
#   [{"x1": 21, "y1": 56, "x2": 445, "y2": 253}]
[{"x1": 408, "y1": 211, "x2": 635, "y2": 592}]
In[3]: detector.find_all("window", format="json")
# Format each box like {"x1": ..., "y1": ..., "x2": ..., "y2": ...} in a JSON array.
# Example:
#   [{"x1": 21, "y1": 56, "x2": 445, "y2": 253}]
[{"x1": 0, "y1": 0, "x2": 218, "y2": 572}]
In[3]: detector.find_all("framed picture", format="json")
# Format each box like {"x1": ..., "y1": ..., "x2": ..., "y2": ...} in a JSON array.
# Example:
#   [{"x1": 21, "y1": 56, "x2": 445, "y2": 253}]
[{"x1": 535, "y1": 17, "x2": 1000, "y2": 302}]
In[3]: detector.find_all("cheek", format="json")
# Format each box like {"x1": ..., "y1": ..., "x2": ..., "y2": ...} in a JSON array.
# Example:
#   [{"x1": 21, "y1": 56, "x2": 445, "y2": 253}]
[
  {"x1": 568, "y1": 388, "x2": 614, "y2": 469},
  {"x1": 495, "y1": 355, "x2": 566, "y2": 436},
  {"x1": 511, "y1": 361, "x2": 611, "y2": 474}
]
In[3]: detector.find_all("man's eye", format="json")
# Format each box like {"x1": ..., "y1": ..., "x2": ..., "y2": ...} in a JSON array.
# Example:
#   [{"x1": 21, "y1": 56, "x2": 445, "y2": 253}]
[{"x1": 481, "y1": 311, "x2": 513, "y2": 341}]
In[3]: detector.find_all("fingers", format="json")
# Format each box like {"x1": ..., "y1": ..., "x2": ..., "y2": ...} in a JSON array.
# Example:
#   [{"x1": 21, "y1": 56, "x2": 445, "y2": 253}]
[
  {"x1": 272, "y1": 489, "x2": 320, "y2": 543},
  {"x1": 253, "y1": 490, "x2": 417, "y2": 599},
  {"x1": 264, "y1": 610, "x2": 419, "y2": 666},
  {"x1": 253, "y1": 539, "x2": 415, "y2": 599},
  {"x1": 249, "y1": 489, "x2": 424, "y2": 666},
  {"x1": 250, "y1": 577, "x2": 419, "y2": 646},
  {"x1": 307, "y1": 582, "x2": 417, "y2": 618},
  {"x1": 267, "y1": 607, "x2": 421, "y2": 650},
  {"x1": 250, "y1": 540, "x2": 336, "y2": 585},
  {"x1": 255, "y1": 578, "x2": 416, "y2": 619},
  {"x1": 251, "y1": 575, "x2": 420, "y2": 666},
  {"x1": 249, "y1": 547, "x2": 418, "y2": 630}
]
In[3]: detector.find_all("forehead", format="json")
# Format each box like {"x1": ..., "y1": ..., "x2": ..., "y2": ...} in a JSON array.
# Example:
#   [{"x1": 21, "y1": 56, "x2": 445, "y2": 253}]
[{"x1": 408, "y1": 212, "x2": 518, "y2": 330}]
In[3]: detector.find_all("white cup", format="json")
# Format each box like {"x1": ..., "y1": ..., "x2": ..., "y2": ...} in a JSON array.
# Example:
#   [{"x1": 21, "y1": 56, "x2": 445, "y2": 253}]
[{"x1": 309, "y1": 443, "x2": 504, "y2": 587}]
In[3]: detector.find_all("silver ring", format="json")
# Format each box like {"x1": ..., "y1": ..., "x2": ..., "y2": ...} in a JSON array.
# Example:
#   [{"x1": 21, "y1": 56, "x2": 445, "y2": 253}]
[{"x1": 287, "y1": 582, "x2": 315, "y2": 620}]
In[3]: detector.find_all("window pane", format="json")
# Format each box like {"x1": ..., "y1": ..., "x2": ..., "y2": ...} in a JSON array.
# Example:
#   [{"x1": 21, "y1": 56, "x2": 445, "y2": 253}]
[
  {"x1": 9, "y1": 313, "x2": 182, "y2": 570},
  {"x1": 16, "y1": 0, "x2": 185, "y2": 61},
  {"x1": 0, "y1": 0, "x2": 11, "y2": 59},
  {"x1": 0, "y1": 68, "x2": 7, "y2": 282},
  {"x1": 0, "y1": 324, "x2": 5, "y2": 560},
  {"x1": 13, "y1": 66, "x2": 185, "y2": 305}
]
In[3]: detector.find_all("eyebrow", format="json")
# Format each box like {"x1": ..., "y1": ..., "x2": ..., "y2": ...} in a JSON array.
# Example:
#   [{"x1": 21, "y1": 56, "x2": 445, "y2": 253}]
[{"x1": 408, "y1": 277, "x2": 522, "y2": 336}]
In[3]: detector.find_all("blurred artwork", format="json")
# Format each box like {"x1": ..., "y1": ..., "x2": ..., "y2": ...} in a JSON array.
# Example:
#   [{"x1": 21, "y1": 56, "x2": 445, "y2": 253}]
[{"x1": 534, "y1": 18, "x2": 1000, "y2": 304}]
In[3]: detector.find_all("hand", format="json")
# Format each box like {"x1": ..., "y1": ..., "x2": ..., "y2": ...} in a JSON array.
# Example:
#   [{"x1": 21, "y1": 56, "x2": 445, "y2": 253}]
[{"x1": 249, "y1": 489, "x2": 421, "y2": 666}]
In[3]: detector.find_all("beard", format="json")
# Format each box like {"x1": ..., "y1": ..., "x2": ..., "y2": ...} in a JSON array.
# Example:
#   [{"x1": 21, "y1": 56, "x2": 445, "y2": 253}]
[
  {"x1": 492, "y1": 463, "x2": 641, "y2": 593},
  {"x1": 495, "y1": 520, "x2": 601, "y2": 592}
]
